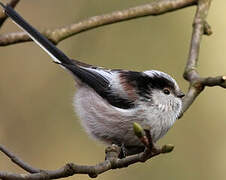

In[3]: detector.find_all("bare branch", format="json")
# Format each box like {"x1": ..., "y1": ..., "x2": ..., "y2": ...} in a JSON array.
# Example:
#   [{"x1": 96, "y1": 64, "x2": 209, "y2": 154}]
[
  {"x1": 0, "y1": 143, "x2": 173, "y2": 180},
  {"x1": 0, "y1": 0, "x2": 20, "y2": 28},
  {"x1": 0, "y1": 124, "x2": 173, "y2": 179},
  {"x1": 182, "y1": 75, "x2": 226, "y2": 112},
  {"x1": 181, "y1": 0, "x2": 212, "y2": 114},
  {"x1": 201, "y1": 75, "x2": 226, "y2": 88},
  {"x1": 0, "y1": 145, "x2": 41, "y2": 174},
  {"x1": 0, "y1": 0, "x2": 196, "y2": 46},
  {"x1": 183, "y1": 0, "x2": 212, "y2": 82}
]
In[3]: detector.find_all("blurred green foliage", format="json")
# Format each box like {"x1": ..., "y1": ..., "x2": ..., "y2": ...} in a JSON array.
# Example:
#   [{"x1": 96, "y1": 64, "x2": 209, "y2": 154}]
[{"x1": 0, "y1": 0, "x2": 225, "y2": 180}]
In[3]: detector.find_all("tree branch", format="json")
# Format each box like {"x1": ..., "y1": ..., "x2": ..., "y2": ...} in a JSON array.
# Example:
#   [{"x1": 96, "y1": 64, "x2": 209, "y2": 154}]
[
  {"x1": 0, "y1": 141, "x2": 173, "y2": 179},
  {"x1": 0, "y1": 0, "x2": 20, "y2": 28},
  {"x1": 0, "y1": 124, "x2": 173, "y2": 179},
  {"x1": 0, "y1": 145, "x2": 41, "y2": 174},
  {"x1": 0, "y1": 0, "x2": 196, "y2": 46},
  {"x1": 180, "y1": 0, "x2": 218, "y2": 115},
  {"x1": 184, "y1": 0, "x2": 212, "y2": 82}
]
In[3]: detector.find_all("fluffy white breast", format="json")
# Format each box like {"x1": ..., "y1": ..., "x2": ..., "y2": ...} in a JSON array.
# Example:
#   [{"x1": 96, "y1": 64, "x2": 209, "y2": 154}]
[{"x1": 141, "y1": 89, "x2": 182, "y2": 142}]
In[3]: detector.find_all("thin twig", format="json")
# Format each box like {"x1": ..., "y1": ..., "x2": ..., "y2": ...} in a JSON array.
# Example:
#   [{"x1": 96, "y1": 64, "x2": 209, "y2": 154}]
[
  {"x1": 201, "y1": 75, "x2": 226, "y2": 88},
  {"x1": 181, "y1": 0, "x2": 212, "y2": 114},
  {"x1": 0, "y1": 143, "x2": 172, "y2": 180},
  {"x1": 0, "y1": 0, "x2": 20, "y2": 28},
  {"x1": 0, "y1": 145, "x2": 41, "y2": 174},
  {"x1": 0, "y1": 0, "x2": 196, "y2": 46}
]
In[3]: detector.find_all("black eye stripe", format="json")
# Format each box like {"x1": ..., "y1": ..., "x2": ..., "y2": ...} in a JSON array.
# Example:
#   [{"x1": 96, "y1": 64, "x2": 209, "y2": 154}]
[{"x1": 120, "y1": 71, "x2": 177, "y2": 99}]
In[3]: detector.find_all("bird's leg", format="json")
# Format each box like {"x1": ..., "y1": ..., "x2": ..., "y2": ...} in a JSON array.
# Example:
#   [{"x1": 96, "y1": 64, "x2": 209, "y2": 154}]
[
  {"x1": 108, "y1": 141, "x2": 127, "y2": 159},
  {"x1": 144, "y1": 129, "x2": 158, "y2": 153},
  {"x1": 118, "y1": 143, "x2": 127, "y2": 159},
  {"x1": 118, "y1": 144, "x2": 145, "y2": 158}
]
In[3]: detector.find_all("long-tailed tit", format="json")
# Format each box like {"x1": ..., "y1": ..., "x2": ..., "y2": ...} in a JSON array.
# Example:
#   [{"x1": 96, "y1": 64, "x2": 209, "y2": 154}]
[{"x1": 0, "y1": 3, "x2": 184, "y2": 155}]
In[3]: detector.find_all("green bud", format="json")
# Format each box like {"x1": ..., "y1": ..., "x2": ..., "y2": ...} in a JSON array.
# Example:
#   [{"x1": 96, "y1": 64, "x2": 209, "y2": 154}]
[
  {"x1": 133, "y1": 122, "x2": 145, "y2": 138},
  {"x1": 161, "y1": 144, "x2": 174, "y2": 153}
]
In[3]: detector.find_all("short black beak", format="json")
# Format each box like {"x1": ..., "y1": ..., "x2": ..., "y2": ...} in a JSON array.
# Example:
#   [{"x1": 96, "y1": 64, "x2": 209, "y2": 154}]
[{"x1": 176, "y1": 91, "x2": 185, "y2": 98}]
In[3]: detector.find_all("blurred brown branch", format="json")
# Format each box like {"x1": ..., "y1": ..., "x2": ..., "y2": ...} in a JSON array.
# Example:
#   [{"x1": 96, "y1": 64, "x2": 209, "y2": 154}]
[
  {"x1": 180, "y1": 0, "x2": 226, "y2": 114},
  {"x1": 0, "y1": 145, "x2": 41, "y2": 174},
  {"x1": 0, "y1": 0, "x2": 196, "y2": 46},
  {"x1": 0, "y1": 0, "x2": 20, "y2": 27},
  {"x1": 0, "y1": 0, "x2": 225, "y2": 179},
  {"x1": 0, "y1": 128, "x2": 174, "y2": 180}
]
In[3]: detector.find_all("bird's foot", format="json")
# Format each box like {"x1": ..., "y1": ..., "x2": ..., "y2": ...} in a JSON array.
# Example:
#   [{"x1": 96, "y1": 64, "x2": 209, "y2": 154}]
[{"x1": 118, "y1": 143, "x2": 127, "y2": 159}]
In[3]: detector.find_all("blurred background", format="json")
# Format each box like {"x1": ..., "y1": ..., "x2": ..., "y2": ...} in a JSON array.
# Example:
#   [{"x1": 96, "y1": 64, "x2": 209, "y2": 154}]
[{"x1": 0, "y1": 0, "x2": 225, "y2": 179}]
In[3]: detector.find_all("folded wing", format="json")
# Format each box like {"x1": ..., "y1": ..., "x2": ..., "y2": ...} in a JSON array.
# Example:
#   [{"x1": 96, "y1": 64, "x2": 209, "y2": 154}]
[{"x1": 0, "y1": 3, "x2": 135, "y2": 109}]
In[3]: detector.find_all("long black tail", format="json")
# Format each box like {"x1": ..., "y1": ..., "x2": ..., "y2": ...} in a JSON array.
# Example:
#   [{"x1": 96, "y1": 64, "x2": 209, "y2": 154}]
[
  {"x1": 0, "y1": 2, "x2": 73, "y2": 65},
  {"x1": 0, "y1": 2, "x2": 110, "y2": 94}
]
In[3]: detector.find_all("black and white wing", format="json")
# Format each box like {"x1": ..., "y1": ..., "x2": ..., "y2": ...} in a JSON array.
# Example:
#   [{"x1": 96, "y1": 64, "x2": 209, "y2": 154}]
[{"x1": 0, "y1": 3, "x2": 136, "y2": 109}]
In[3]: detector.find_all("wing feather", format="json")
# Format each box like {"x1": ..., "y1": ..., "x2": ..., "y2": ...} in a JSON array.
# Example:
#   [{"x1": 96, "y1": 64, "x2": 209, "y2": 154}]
[{"x1": 0, "y1": 3, "x2": 136, "y2": 109}]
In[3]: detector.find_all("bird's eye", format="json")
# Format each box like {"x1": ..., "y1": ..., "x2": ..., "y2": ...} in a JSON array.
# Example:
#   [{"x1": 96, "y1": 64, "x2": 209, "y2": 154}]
[{"x1": 163, "y1": 88, "x2": 170, "y2": 95}]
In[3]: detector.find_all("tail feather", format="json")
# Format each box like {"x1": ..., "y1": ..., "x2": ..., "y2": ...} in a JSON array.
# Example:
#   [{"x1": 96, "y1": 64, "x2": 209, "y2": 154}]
[
  {"x1": 0, "y1": 2, "x2": 115, "y2": 105},
  {"x1": 0, "y1": 2, "x2": 72, "y2": 65}
]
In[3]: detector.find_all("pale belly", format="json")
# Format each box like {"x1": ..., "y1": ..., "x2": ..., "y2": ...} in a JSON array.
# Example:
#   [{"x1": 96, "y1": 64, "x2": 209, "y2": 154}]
[{"x1": 73, "y1": 86, "x2": 177, "y2": 147}]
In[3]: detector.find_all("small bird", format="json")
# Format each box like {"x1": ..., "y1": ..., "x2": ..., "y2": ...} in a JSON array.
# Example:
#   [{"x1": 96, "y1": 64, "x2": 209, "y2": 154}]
[{"x1": 0, "y1": 3, "x2": 184, "y2": 155}]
